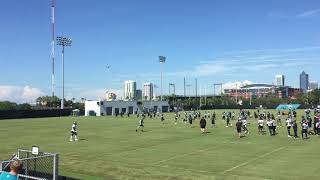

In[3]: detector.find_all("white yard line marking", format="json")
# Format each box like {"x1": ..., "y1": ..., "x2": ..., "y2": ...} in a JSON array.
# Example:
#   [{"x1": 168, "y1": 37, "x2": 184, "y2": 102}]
[
  {"x1": 222, "y1": 146, "x2": 286, "y2": 174},
  {"x1": 157, "y1": 165, "x2": 271, "y2": 180},
  {"x1": 108, "y1": 155, "x2": 271, "y2": 180}
]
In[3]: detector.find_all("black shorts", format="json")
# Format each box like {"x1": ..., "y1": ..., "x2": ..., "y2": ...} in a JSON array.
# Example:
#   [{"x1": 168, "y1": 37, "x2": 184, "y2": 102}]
[
  {"x1": 237, "y1": 128, "x2": 241, "y2": 133},
  {"x1": 189, "y1": 120, "x2": 192, "y2": 124},
  {"x1": 200, "y1": 124, "x2": 206, "y2": 128},
  {"x1": 71, "y1": 131, "x2": 77, "y2": 136},
  {"x1": 258, "y1": 125, "x2": 263, "y2": 129},
  {"x1": 302, "y1": 129, "x2": 307, "y2": 133},
  {"x1": 139, "y1": 124, "x2": 144, "y2": 127}
]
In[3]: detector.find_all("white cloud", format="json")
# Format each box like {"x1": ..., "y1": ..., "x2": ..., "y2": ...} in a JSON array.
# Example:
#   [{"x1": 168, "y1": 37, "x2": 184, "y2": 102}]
[
  {"x1": 223, "y1": 80, "x2": 253, "y2": 90},
  {"x1": 297, "y1": 8, "x2": 320, "y2": 18},
  {"x1": 193, "y1": 63, "x2": 225, "y2": 76},
  {"x1": 269, "y1": 9, "x2": 320, "y2": 19},
  {"x1": 244, "y1": 63, "x2": 278, "y2": 71},
  {"x1": 0, "y1": 85, "x2": 44, "y2": 104},
  {"x1": 78, "y1": 88, "x2": 123, "y2": 101}
]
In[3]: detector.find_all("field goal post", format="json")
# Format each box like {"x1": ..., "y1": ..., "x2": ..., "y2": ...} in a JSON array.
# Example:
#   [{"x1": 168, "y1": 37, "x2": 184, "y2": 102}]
[{"x1": 0, "y1": 148, "x2": 59, "y2": 180}]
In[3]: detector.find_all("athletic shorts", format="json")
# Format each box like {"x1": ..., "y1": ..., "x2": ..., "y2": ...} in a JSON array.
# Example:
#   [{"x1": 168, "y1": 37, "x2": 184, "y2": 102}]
[
  {"x1": 200, "y1": 124, "x2": 206, "y2": 128},
  {"x1": 189, "y1": 121, "x2": 193, "y2": 124},
  {"x1": 71, "y1": 131, "x2": 77, "y2": 136},
  {"x1": 139, "y1": 125, "x2": 144, "y2": 127},
  {"x1": 237, "y1": 128, "x2": 241, "y2": 133},
  {"x1": 302, "y1": 129, "x2": 307, "y2": 133},
  {"x1": 258, "y1": 125, "x2": 263, "y2": 129}
]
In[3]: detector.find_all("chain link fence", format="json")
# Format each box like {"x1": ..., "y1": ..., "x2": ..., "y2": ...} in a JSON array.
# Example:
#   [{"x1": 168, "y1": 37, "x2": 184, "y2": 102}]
[{"x1": 0, "y1": 149, "x2": 58, "y2": 180}]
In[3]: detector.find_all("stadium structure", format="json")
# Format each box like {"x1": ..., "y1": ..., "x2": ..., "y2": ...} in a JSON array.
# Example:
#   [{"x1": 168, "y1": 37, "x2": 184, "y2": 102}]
[{"x1": 224, "y1": 84, "x2": 301, "y2": 99}]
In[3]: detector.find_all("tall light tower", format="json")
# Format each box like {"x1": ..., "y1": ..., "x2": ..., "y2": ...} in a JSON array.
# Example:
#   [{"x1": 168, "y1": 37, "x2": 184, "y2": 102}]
[
  {"x1": 169, "y1": 83, "x2": 175, "y2": 95},
  {"x1": 195, "y1": 78, "x2": 198, "y2": 97},
  {"x1": 51, "y1": 0, "x2": 55, "y2": 97},
  {"x1": 159, "y1": 56, "x2": 166, "y2": 101},
  {"x1": 56, "y1": 36, "x2": 72, "y2": 109}
]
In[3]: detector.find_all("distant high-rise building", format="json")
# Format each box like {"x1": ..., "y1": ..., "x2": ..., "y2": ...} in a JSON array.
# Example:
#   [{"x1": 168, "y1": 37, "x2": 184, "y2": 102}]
[
  {"x1": 124, "y1": 80, "x2": 136, "y2": 100},
  {"x1": 275, "y1": 75, "x2": 285, "y2": 86},
  {"x1": 136, "y1": 89, "x2": 142, "y2": 100},
  {"x1": 309, "y1": 81, "x2": 318, "y2": 90},
  {"x1": 143, "y1": 82, "x2": 153, "y2": 100},
  {"x1": 300, "y1": 71, "x2": 309, "y2": 92}
]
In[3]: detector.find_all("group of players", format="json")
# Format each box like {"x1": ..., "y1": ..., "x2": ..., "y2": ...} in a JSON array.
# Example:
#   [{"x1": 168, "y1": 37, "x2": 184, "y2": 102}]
[
  {"x1": 134, "y1": 108, "x2": 320, "y2": 140},
  {"x1": 69, "y1": 108, "x2": 320, "y2": 141},
  {"x1": 234, "y1": 109, "x2": 319, "y2": 139}
]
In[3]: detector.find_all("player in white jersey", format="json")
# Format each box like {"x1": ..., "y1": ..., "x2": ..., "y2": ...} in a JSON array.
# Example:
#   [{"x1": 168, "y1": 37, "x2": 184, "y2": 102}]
[
  {"x1": 286, "y1": 117, "x2": 292, "y2": 137},
  {"x1": 242, "y1": 117, "x2": 249, "y2": 134},
  {"x1": 267, "y1": 119, "x2": 273, "y2": 136},
  {"x1": 271, "y1": 117, "x2": 276, "y2": 135},
  {"x1": 174, "y1": 113, "x2": 178, "y2": 125},
  {"x1": 136, "y1": 117, "x2": 145, "y2": 132},
  {"x1": 316, "y1": 120, "x2": 320, "y2": 136},
  {"x1": 301, "y1": 120, "x2": 308, "y2": 140},
  {"x1": 258, "y1": 118, "x2": 264, "y2": 135},
  {"x1": 70, "y1": 122, "x2": 78, "y2": 142},
  {"x1": 277, "y1": 114, "x2": 282, "y2": 127}
]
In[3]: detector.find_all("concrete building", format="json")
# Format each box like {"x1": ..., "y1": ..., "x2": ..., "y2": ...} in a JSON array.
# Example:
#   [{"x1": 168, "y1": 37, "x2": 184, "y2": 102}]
[
  {"x1": 300, "y1": 71, "x2": 309, "y2": 92},
  {"x1": 275, "y1": 75, "x2": 285, "y2": 86},
  {"x1": 85, "y1": 100, "x2": 170, "y2": 116},
  {"x1": 136, "y1": 89, "x2": 142, "y2": 100},
  {"x1": 309, "y1": 81, "x2": 318, "y2": 90},
  {"x1": 124, "y1": 80, "x2": 136, "y2": 100},
  {"x1": 224, "y1": 84, "x2": 301, "y2": 99},
  {"x1": 224, "y1": 84, "x2": 276, "y2": 98},
  {"x1": 143, "y1": 82, "x2": 153, "y2": 100}
]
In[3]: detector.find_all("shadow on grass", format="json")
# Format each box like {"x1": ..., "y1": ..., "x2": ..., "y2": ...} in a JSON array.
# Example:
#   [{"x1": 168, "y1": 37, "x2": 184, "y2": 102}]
[{"x1": 203, "y1": 131, "x2": 211, "y2": 134}]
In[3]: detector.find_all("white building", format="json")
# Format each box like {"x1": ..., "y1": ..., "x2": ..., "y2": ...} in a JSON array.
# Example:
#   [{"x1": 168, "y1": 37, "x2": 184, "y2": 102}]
[
  {"x1": 143, "y1": 82, "x2": 153, "y2": 100},
  {"x1": 85, "y1": 100, "x2": 170, "y2": 116},
  {"x1": 309, "y1": 81, "x2": 318, "y2": 90},
  {"x1": 275, "y1": 75, "x2": 285, "y2": 86},
  {"x1": 124, "y1": 80, "x2": 136, "y2": 100}
]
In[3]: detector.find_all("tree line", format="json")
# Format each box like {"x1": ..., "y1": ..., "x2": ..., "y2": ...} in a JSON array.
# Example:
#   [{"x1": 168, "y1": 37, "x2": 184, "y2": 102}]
[
  {"x1": 0, "y1": 89, "x2": 319, "y2": 111},
  {"x1": 0, "y1": 95, "x2": 84, "y2": 111},
  {"x1": 167, "y1": 89, "x2": 320, "y2": 110}
]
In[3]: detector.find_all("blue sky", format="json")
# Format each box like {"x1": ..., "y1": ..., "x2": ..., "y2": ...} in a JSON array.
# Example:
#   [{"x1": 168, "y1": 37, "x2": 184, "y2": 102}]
[{"x1": 0, "y1": 0, "x2": 320, "y2": 102}]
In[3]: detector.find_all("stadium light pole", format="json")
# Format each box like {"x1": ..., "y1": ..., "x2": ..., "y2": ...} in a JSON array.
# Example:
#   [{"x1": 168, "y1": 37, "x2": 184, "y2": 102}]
[
  {"x1": 159, "y1": 56, "x2": 166, "y2": 101},
  {"x1": 56, "y1": 36, "x2": 72, "y2": 109},
  {"x1": 169, "y1": 83, "x2": 175, "y2": 95}
]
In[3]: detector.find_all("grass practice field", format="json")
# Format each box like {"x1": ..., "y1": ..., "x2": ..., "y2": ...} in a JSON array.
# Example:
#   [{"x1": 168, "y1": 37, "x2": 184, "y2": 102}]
[{"x1": 0, "y1": 109, "x2": 319, "y2": 180}]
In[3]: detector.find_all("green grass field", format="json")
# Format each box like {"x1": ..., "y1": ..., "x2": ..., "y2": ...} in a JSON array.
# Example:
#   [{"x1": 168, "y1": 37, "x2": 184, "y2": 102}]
[{"x1": 0, "y1": 109, "x2": 319, "y2": 180}]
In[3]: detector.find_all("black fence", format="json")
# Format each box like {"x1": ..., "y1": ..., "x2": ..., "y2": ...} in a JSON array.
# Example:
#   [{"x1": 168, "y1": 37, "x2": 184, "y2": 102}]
[
  {"x1": 177, "y1": 103, "x2": 315, "y2": 111},
  {"x1": 0, "y1": 109, "x2": 73, "y2": 120}
]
